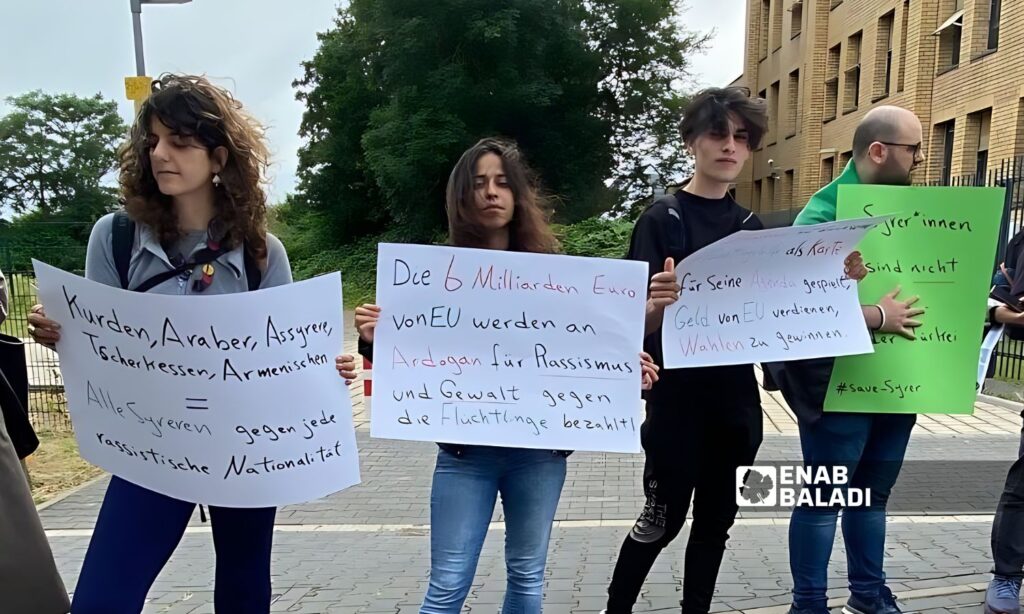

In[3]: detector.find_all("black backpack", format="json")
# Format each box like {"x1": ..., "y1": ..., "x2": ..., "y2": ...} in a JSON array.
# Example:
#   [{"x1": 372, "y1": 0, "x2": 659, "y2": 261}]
[{"x1": 111, "y1": 211, "x2": 261, "y2": 292}]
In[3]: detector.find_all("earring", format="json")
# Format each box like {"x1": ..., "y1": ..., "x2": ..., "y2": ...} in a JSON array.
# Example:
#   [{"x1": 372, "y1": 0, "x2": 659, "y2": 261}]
[{"x1": 212, "y1": 173, "x2": 222, "y2": 186}]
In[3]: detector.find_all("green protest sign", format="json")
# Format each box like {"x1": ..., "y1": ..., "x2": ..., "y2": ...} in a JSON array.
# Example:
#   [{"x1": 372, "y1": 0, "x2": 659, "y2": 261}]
[{"x1": 824, "y1": 185, "x2": 1003, "y2": 414}]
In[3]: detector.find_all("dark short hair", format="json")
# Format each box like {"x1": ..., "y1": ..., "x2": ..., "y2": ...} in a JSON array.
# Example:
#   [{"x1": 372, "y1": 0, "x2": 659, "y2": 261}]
[{"x1": 678, "y1": 87, "x2": 768, "y2": 150}]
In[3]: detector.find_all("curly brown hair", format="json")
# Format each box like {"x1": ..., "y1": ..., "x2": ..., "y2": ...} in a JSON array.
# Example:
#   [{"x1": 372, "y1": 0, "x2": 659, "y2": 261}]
[
  {"x1": 445, "y1": 138, "x2": 559, "y2": 254},
  {"x1": 119, "y1": 74, "x2": 271, "y2": 259}
]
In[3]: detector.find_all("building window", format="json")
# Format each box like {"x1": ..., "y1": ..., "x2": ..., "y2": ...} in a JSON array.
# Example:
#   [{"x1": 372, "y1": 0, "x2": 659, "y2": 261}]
[
  {"x1": 830, "y1": 0, "x2": 842, "y2": 9},
  {"x1": 938, "y1": 120, "x2": 956, "y2": 185},
  {"x1": 770, "y1": 81, "x2": 780, "y2": 143},
  {"x1": 753, "y1": 180, "x2": 763, "y2": 213},
  {"x1": 971, "y1": 0, "x2": 1001, "y2": 56},
  {"x1": 791, "y1": 0, "x2": 803, "y2": 38},
  {"x1": 1017, "y1": 99, "x2": 1024, "y2": 158},
  {"x1": 844, "y1": 32, "x2": 862, "y2": 113},
  {"x1": 783, "y1": 170, "x2": 795, "y2": 208},
  {"x1": 772, "y1": 0, "x2": 784, "y2": 50},
  {"x1": 760, "y1": 0, "x2": 771, "y2": 59},
  {"x1": 875, "y1": 11, "x2": 894, "y2": 99},
  {"x1": 820, "y1": 156, "x2": 836, "y2": 186},
  {"x1": 767, "y1": 175, "x2": 777, "y2": 210},
  {"x1": 935, "y1": 0, "x2": 964, "y2": 72},
  {"x1": 839, "y1": 150, "x2": 853, "y2": 170},
  {"x1": 758, "y1": 89, "x2": 768, "y2": 149},
  {"x1": 971, "y1": 109, "x2": 992, "y2": 185},
  {"x1": 787, "y1": 70, "x2": 799, "y2": 137},
  {"x1": 987, "y1": 0, "x2": 1001, "y2": 51},
  {"x1": 897, "y1": 0, "x2": 909, "y2": 92},
  {"x1": 824, "y1": 44, "x2": 841, "y2": 121}
]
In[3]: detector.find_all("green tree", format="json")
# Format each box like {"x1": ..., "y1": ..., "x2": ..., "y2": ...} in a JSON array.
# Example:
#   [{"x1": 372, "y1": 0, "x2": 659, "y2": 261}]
[
  {"x1": 579, "y1": 0, "x2": 709, "y2": 215},
  {"x1": 293, "y1": 0, "x2": 613, "y2": 242},
  {"x1": 294, "y1": 0, "x2": 706, "y2": 243},
  {"x1": 0, "y1": 91, "x2": 126, "y2": 220}
]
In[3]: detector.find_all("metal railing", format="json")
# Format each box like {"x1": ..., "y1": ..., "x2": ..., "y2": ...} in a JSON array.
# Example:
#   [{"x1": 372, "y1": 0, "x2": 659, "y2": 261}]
[{"x1": 0, "y1": 243, "x2": 86, "y2": 431}]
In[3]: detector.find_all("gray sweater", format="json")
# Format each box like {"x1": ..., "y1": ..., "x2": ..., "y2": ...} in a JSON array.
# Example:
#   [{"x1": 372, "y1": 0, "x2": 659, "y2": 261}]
[{"x1": 84, "y1": 212, "x2": 292, "y2": 293}]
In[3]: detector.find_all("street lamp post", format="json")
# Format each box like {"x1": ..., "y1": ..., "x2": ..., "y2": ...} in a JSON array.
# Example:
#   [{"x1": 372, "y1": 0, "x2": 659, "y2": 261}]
[
  {"x1": 126, "y1": 0, "x2": 192, "y2": 108},
  {"x1": 129, "y1": 0, "x2": 193, "y2": 76}
]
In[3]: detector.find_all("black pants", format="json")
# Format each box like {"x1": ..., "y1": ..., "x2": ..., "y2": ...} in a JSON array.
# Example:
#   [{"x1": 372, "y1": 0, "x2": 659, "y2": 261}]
[
  {"x1": 991, "y1": 415, "x2": 1024, "y2": 578},
  {"x1": 606, "y1": 401, "x2": 763, "y2": 614}
]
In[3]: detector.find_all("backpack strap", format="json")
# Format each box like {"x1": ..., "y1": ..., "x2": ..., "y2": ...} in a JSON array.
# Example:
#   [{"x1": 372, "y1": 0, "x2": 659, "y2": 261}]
[
  {"x1": 653, "y1": 193, "x2": 688, "y2": 263},
  {"x1": 111, "y1": 209, "x2": 262, "y2": 293},
  {"x1": 243, "y1": 247, "x2": 262, "y2": 292},
  {"x1": 111, "y1": 211, "x2": 136, "y2": 290},
  {"x1": 132, "y1": 246, "x2": 230, "y2": 293},
  {"x1": 652, "y1": 192, "x2": 759, "y2": 266}
]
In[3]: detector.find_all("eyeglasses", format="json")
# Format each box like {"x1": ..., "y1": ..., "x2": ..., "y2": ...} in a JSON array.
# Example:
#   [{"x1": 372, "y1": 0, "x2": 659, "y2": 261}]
[{"x1": 879, "y1": 141, "x2": 922, "y2": 156}]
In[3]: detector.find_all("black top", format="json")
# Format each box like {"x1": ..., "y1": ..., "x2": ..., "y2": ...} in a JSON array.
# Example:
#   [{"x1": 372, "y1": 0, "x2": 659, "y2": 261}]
[{"x1": 627, "y1": 190, "x2": 763, "y2": 410}]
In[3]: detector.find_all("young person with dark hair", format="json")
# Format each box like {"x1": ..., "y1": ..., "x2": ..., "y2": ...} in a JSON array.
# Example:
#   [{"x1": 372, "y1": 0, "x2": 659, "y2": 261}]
[
  {"x1": 351, "y1": 138, "x2": 659, "y2": 613},
  {"x1": 603, "y1": 87, "x2": 866, "y2": 614}
]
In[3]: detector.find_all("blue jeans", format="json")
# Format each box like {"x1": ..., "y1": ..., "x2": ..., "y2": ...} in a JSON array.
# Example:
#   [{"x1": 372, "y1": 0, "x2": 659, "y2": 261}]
[
  {"x1": 421, "y1": 446, "x2": 567, "y2": 614},
  {"x1": 71, "y1": 476, "x2": 276, "y2": 613},
  {"x1": 790, "y1": 413, "x2": 916, "y2": 610}
]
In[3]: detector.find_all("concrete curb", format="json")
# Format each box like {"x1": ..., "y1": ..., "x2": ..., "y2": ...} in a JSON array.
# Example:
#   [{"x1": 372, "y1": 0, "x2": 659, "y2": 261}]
[
  {"x1": 35, "y1": 471, "x2": 107, "y2": 512},
  {"x1": 979, "y1": 392, "x2": 1024, "y2": 413}
]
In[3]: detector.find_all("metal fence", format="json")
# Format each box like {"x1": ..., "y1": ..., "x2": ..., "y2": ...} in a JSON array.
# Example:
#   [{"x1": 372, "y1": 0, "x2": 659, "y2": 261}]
[
  {"x1": 978, "y1": 156, "x2": 1024, "y2": 384},
  {"x1": 0, "y1": 243, "x2": 86, "y2": 431}
]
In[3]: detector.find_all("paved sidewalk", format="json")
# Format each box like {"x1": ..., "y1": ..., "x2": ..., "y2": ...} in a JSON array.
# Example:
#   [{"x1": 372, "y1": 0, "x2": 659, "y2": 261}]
[{"x1": 40, "y1": 330, "x2": 1024, "y2": 613}]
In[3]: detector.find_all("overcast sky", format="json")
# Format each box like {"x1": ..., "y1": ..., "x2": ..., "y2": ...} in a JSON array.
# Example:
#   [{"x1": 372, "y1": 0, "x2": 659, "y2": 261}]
[{"x1": 0, "y1": 0, "x2": 746, "y2": 204}]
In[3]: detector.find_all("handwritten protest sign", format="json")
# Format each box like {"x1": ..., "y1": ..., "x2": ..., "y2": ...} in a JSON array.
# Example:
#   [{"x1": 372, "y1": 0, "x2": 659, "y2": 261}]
[
  {"x1": 33, "y1": 261, "x2": 360, "y2": 507},
  {"x1": 661, "y1": 218, "x2": 882, "y2": 368},
  {"x1": 370, "y1": 244, "x2": 647, "y2": 453},
  {"x1": 825, "y1": 186, "x2": 1003, "y2": 414}
]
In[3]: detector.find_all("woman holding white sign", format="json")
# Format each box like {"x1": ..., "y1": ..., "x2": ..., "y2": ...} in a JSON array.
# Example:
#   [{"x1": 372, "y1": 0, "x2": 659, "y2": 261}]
[
  {"x1": 351, "y1": 138, "x2": 658, "y2": 613},
  {"x1": 27, "y1": 74, "x2": 359, "y2": 613}
]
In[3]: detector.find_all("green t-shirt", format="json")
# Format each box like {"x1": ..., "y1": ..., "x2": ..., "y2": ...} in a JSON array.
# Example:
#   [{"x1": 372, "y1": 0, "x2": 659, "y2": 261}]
[{"x1": 794, "y1": 160, "x2": 861, "y2": 226}]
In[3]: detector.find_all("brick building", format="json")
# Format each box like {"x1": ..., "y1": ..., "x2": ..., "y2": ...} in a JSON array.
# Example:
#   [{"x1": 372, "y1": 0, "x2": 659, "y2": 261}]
[{"x1": 730, "y1": 0, "x2": 1021, "y2": 220}]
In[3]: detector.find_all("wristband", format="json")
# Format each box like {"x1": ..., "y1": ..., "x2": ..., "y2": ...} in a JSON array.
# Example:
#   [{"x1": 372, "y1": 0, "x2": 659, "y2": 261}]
[{"x1": 875, "y1": 304, "x2": 886, "y2": 331}]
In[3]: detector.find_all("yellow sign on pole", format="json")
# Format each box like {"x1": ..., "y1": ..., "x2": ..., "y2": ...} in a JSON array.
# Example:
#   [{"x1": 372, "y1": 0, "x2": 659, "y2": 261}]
[
  {"x1": 125, "y1": 75, "x2": 153, "y2": 115},
  {"x1": 125, "y1": 76, "x2": 153, "y2": 102}
]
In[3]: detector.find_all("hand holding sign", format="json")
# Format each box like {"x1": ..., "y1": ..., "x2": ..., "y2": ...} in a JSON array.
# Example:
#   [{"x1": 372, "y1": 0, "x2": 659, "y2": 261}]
[
  {"x1": 355, "y1": 304, "x2": 381, "y2": 343},
  {"x1": 27, "y1": 304, "x2": 61, "y2": 349},
  {"x1": 334, "y1": 354, "x2": 358, "y2": 385},
  {"x1": 845, "y1": 251, "x2": 868, "y2": 281},
  {"x1": 649, "y1": 258, "x2": 681, "y2": 309},
  {"x1": 640, "y1": 351, "x2": 659, "y2": 390}
]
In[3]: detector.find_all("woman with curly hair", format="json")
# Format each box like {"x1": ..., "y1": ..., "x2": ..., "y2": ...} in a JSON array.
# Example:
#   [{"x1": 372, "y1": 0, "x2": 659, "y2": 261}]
[{"x1": 27, "y1": 74, "x2": 358, "y2": 612}]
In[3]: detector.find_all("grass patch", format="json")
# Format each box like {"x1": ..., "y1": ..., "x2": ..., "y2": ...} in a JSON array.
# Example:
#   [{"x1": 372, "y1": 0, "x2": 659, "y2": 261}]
[
  {"x1": 25, "y1": 427, "x2": 102, "y2": 505},
  {"x1": 993, "y1": 339, "x2": 1024, "y2": 387}
]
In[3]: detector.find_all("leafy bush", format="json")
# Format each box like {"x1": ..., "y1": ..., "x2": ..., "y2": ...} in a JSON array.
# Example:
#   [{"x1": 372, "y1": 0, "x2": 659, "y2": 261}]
[{"x1": 554, "y1": 216, "x2": 633, "y2": 259}]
